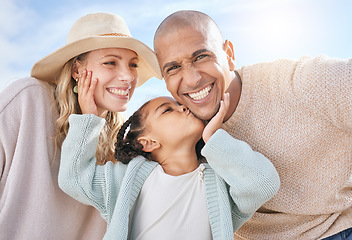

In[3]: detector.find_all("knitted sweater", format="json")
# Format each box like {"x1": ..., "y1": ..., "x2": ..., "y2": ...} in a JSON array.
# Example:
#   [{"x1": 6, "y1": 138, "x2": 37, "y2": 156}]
[
  {"x1": 0, "y1": 78, "x2": 106, "y2": 240},
  {"x1": 224, "y1": 55, "x2": 352, "y2": 239},
  {"x1": 58, "y1": 114, "x2": 280, "y2": 240}
]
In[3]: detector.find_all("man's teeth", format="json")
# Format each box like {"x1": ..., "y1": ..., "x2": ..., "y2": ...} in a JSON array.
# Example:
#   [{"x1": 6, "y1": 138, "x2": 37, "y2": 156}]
[
  {"x1": 188, "y1": 85, "x2": 212, "y2": 100},
  {"x1": 108, "y1": 88, "x2": 128, "y2": 96}
]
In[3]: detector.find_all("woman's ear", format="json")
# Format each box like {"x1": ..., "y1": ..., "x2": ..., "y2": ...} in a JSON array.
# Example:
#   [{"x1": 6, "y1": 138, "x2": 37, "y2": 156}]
[
  {"x1": 138, "y1": 136, "x2": 160, "y2": 152},
  {"x1": 223, "y1": 39, "x2": 235, "y2": 71},
  {"x1": 71, "y1": 59, "x2": 82, "y2": 80}
]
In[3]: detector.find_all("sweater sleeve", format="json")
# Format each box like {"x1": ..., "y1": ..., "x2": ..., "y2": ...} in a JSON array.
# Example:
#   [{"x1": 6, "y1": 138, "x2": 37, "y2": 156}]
[
  {"x1": 58, "y1": 114, "x2": 125, "y2": 218},
  {"x1": 201, "y1": 129, "x2": 280, "y2": 217}
]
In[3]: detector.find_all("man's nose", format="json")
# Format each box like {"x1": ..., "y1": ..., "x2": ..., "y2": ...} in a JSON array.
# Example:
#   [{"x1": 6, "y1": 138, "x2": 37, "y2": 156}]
[{"x1": 181, "y1": 64, "x2": 201, "y2": 87}]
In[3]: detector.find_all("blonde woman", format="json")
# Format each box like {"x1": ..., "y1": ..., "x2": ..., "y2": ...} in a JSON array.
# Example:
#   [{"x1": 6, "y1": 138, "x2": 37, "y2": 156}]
[{"x1": 0, "y1": 12, "x2": 161, "y2": 240}]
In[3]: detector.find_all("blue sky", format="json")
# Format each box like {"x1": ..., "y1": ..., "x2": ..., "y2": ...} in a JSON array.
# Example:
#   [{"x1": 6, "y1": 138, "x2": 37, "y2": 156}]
[{"x1": 0, "y1": 0, "x2": 351, "y2": 115}]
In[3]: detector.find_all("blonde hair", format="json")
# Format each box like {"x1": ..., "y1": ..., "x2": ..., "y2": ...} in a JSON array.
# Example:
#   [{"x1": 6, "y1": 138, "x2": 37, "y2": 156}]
[{"x1": 54, "y1": 53, "x2": 124, "y2": 165}]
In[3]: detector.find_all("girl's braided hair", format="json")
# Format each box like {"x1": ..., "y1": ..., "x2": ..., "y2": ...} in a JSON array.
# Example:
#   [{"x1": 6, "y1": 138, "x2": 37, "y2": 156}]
[{"x1": 114, "y1": 100, "x2": 152, "y2": 164}]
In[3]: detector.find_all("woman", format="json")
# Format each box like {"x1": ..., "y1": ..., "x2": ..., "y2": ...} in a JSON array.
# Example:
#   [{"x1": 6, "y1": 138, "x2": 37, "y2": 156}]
[{"x1": 0, "y1": 12, "x2": 161, "y2": 240}]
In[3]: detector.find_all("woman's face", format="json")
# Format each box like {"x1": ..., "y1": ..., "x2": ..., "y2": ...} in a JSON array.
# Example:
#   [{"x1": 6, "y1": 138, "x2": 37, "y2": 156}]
[
  {"x1": 77, "y1": 48, "x2": 139, "y2": 115},
  {"x1": 143, "y1": 97, "x2": 205, "y2": 147}
]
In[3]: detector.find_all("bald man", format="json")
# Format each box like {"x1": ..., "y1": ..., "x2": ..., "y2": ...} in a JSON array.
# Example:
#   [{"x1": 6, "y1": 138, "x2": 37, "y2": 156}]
[{"x1": 154, "y1": 10, "x2": 352, "y2": 240}]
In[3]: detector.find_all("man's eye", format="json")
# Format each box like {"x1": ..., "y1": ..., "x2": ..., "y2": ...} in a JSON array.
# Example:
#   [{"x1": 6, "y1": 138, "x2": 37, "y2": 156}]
[
  {"x1": 166, "y1": 65, "x2": 180, "y2": 74},
  {"x1": 130, "y1": 63, "x2": 138, "y2": 68},
  {"x1": 195, "y1": 54, "x2": 208, "y2": 62}
]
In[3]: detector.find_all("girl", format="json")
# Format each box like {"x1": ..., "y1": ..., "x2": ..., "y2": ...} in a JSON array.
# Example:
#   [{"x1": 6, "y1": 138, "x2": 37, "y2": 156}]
[
  {"x1": 58, "y1": 93, "x2": 280, "y2": 240},
  {"x1": 0, "y1": 12, "x2": 161, "y2": 239}
]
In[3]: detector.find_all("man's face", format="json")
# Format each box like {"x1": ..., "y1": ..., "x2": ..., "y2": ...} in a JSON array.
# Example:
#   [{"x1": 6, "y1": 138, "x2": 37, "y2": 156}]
[{"x1": 155, "y1": 25, "x2": 233, "y2": 121}]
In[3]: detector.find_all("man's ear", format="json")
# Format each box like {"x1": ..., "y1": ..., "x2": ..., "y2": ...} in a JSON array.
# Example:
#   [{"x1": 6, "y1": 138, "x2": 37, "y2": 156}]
[
  {"x1": 224, "y1": 39, "x2": 236, "y2": 71},
  {"x1": 138, "y1": 136, "x2": 160, "y2": 152}
]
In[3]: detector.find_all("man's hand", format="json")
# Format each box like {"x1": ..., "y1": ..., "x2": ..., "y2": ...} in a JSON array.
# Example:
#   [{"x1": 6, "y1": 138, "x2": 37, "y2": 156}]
[
  {"x1": 202, "y1": 92, "x2": 230, "y2": 143},
  {"x1": 77, "y1": 70, "x2": 99, "y2": 116}
]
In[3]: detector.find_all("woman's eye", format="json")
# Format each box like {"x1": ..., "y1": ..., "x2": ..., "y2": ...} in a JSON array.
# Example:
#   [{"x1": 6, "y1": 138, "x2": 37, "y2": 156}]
[
  {"x1": 130, "y1": 63, "x2": 138, "y2": 68},
  {"x1": 104, "y1": 61, "x2": 116, "y2": 66}
]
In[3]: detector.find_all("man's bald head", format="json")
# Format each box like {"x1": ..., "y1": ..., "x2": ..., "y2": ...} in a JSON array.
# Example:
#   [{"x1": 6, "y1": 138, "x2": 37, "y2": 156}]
[{"x1": 154, "y1": 10, "x2": 224, "y2": 54}]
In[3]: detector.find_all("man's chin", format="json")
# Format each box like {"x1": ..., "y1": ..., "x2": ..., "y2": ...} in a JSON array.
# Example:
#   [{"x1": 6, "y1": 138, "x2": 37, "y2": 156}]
[
  {"x1": 190, "y1": 108, "x2": 218, "y2": 122},
  {"x1": 193, "y1": 101, "x2": 221, "y2": 121}
]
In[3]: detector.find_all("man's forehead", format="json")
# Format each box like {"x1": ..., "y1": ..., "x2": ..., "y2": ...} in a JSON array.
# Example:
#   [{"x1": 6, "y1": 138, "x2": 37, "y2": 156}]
[
  {"x1": 157, "y1": 29, "x2": 209, "y2": 55},
  {"x1": 159, "y1": 36, "x2": 215, "y2": 64},
  {"x1": 155, "y1": 22, "x2": 209, "y2": 51}
]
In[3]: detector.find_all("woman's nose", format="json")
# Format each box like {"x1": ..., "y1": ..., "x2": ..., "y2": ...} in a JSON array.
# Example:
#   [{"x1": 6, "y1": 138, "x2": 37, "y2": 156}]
[{"x1": 117, "y1": 65, "x2": 135, "y2": 83}]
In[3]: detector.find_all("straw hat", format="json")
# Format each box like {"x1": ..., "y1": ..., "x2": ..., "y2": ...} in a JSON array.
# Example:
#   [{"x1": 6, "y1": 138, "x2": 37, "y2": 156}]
[{"x1": 31, "y1": 12, "x2": 162, "y2": 87}]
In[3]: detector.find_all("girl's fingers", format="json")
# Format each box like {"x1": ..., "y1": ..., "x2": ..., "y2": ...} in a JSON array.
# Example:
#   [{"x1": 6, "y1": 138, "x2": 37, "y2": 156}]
[
  {"x1": 214, "y1": 92, "x2": 229, "y2": 122},
  {"x1": 202, "y1": 92, "x2": 230, "y2": 143},
  {"x1": 221, "y1": 92, "x2": 230, "y2": 116}
]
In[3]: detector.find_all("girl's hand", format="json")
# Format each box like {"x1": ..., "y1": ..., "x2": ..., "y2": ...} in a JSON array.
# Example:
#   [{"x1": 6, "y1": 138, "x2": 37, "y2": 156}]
[
  {"x1": 77, "y1": 70, "x2": 99, "y2": 116},
  {"x1": 202, "y1": 92, "x2": 230, "y2": 143}
]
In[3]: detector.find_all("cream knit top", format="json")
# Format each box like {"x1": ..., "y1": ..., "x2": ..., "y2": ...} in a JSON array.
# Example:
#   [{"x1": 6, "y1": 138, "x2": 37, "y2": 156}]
[
  {"x1": 223, "y1": 55, "x2": 352, "y2": 239},
  {"x1": 0, "y1": 78, "x2": 106, "y2": 239}
]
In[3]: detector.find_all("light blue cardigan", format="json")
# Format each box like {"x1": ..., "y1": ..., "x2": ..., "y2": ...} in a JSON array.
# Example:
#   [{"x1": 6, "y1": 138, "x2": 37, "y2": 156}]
[{"x1": 58, "y1": 114, "x2": 280, "y2": 240}]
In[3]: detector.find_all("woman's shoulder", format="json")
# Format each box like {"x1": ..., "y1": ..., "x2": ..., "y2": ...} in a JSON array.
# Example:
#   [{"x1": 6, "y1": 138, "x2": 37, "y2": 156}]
[
  {"x1": 2, "y1": 77, "x2": 53, "y2": 93},
  {"x1": 0, "y1": 77, "x2": 55, "y2": 113}
]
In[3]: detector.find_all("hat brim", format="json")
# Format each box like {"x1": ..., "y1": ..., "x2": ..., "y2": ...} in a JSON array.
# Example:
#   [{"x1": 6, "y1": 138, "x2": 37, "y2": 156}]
[{"x1": 31, "y1": 36, "x2": 162, "y2": 87}]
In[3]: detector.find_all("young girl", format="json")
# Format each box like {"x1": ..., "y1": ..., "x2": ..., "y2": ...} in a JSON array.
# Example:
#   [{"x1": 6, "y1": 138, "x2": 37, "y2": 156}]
[{"x1": 58, "y1": 94, "x2": 280, "y2": 240}]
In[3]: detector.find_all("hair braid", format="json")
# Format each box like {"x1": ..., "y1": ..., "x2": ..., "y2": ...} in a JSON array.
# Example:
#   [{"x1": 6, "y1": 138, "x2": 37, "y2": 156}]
[{"x1": 114, "y1": 102, "x2": 152, "y2": 164}]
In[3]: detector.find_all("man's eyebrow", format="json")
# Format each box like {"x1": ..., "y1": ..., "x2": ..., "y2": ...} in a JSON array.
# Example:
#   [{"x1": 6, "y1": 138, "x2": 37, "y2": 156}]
[
  {"x1": 162, "y1": 49, "x2": 211, "y2": 73},
  {"x1": 162, "y1": 61, "x2": 178, "y2": 73},
  {"x1": 191, "y1": 49, "x2": 210, "y2": 58}
]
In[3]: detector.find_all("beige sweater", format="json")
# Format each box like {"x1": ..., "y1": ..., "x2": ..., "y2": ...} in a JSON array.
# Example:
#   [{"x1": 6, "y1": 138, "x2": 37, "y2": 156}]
[
  {"x1": 223, "y1": 55, "x2": 352, "y2": 239},
  {"x1": 0, "y1": 78, "x2": 106, "y2": 239}
]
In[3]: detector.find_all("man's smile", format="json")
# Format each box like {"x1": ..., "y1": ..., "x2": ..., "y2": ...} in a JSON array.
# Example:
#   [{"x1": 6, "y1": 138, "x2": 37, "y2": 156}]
[{"x1": 187, "y1": 84, "x2": 212, "y2": 101}]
